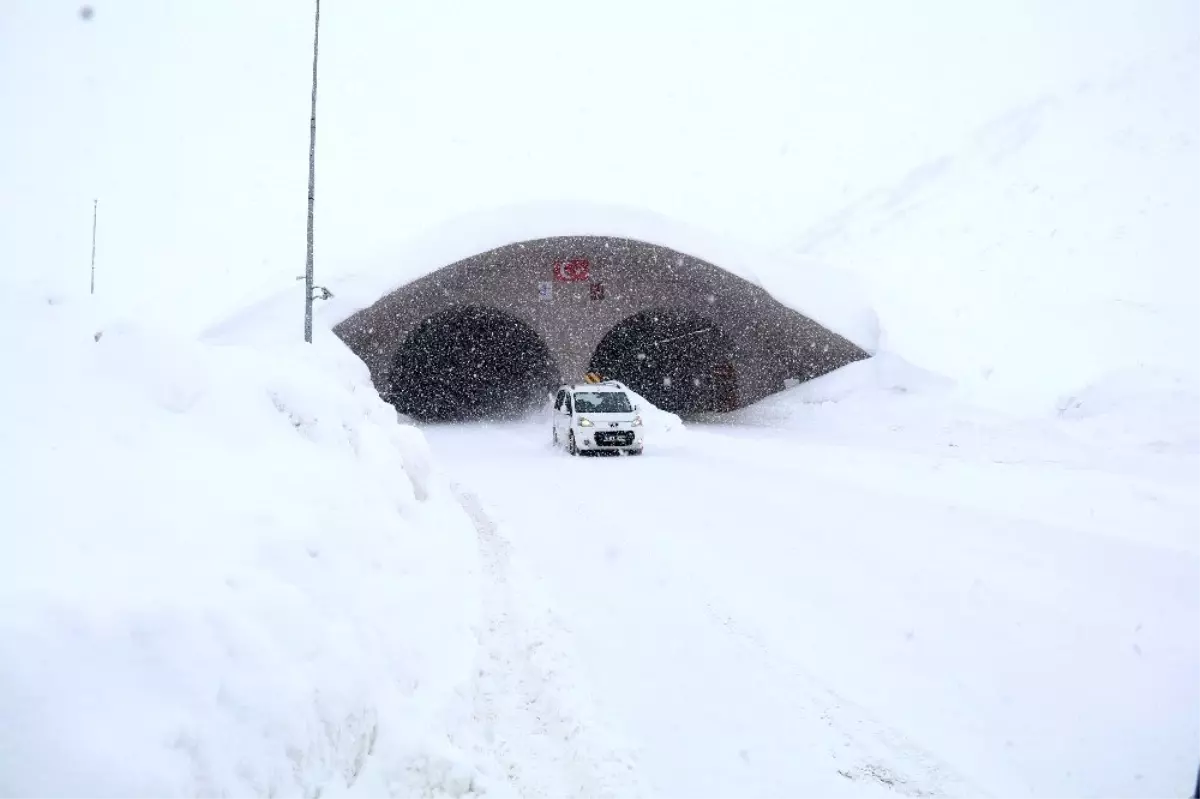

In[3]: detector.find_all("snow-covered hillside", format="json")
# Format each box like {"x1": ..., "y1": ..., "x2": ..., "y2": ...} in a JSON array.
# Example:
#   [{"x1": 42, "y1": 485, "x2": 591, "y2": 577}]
[
  {"x1": 797, "y1": 43, "x2": 1200, "y2": 412},
  {"x1": 3, "y1": 0, "x2": 1196, "y2": 329}
]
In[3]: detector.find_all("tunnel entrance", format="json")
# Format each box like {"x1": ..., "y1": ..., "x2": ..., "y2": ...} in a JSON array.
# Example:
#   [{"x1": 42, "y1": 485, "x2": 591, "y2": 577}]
[
  {"x1": 335, "y1": 232, "x2": 873, "y2": 417},
  {"x1": 388, "y1": 305, "x2": 558, "y2": 422},
  {"x1": 590, "y1": 309, "x2": 737, "y2": 415}
]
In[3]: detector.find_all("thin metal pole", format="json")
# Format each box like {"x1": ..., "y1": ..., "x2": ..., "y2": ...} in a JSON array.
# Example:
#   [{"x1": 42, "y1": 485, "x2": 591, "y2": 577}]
[
  {"x1": 90, "y1": 198, "x2": 98, "y2": 295},
  {"x1": 304, "y1": 0, "x2": 320, "y2": 343}
]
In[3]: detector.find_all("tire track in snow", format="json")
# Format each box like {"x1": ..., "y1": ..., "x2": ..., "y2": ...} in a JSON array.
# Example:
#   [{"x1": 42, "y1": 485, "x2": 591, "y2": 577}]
[
  {"x1": 433, "y1": 424, "x2": 986, "y2": 796},
  {"x1": 451, "y1": 484, "x2": 651, "y2": 798},
  {"x1": 456, "y1": 476, "x2": 979, "y2": 799},
  {"x1": 696, "y1": 598, "x2": 989, "y2": 798}
]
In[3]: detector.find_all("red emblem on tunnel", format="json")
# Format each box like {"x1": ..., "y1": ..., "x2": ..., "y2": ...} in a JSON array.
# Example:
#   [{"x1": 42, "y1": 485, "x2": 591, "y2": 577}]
[{"x1": 552, "y1": 258, "x2": 590, "y2": 282}]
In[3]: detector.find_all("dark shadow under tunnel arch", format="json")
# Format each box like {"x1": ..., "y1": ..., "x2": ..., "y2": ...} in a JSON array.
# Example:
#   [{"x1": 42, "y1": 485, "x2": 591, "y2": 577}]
[
  {"x1": 388, "y1": 305, "x2": 559, "y2": 422},
  {"x1": 590, "y1": 308, "x2": 737, "y2": 415}
]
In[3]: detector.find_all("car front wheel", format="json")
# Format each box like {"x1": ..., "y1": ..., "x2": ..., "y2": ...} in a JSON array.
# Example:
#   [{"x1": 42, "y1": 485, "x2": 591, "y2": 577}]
[{"x1": 567, "y1": 431, "x2": 579, "y2": 456}]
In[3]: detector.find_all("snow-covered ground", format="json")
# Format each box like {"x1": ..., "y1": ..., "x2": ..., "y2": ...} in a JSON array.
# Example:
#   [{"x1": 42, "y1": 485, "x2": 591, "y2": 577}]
[
  {"x1": 421, "y1": 358, "x2": 1198, "y2": 798},
  {"x1": 3, "y1": 289, "x2": 1195, "y2": 796}
]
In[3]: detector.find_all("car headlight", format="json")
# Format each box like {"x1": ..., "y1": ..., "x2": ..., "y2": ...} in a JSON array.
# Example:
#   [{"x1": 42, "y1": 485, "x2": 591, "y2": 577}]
[
  {"x1": 578, "y1": 417, "x2": 593, "y2": 427},
  {"x1": 632, "y1": 415, "x2": 643, "y2": 427}
]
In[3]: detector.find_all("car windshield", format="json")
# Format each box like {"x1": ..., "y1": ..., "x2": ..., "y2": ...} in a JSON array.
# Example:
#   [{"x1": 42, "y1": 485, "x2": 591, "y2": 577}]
[{"x1": 573, "y1": 391, "x2": 633, "y2": 414}]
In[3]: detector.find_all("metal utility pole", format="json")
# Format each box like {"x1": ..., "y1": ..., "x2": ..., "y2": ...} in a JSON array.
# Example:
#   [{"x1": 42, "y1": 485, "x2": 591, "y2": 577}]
[
  {"x1": 89, "y1": 199, "x2": 98, "y2": 294},
  {"x1": 303, "y1": 0, "x2": 321, "y2": 343}
]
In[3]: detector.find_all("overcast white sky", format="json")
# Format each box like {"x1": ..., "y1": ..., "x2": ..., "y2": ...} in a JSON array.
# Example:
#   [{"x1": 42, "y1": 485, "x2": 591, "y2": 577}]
[{"x1": 1, "y1": 0, "x2": 1196, "y2": 326}]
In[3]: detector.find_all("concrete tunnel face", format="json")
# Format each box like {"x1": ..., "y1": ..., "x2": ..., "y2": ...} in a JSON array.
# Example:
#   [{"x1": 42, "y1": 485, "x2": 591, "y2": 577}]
[{"x1": 333, "y1": 236, "x2": 868, "y2": 422}]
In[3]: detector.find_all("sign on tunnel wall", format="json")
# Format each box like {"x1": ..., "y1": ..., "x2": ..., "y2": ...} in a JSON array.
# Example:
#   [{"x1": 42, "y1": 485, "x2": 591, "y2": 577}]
[{"x1": 552, "y1": 258, "x2": 590, "y2": 282}]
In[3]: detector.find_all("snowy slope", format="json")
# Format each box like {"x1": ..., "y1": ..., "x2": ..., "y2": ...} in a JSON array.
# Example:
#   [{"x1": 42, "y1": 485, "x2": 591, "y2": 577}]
[
  {"x1": 4, "y1": 0, "x2": 1196, "y2": 331},
  {"x1": 796, "y1": 43, "x2": 1200, "y2": 412},
  {"x1": 0, "y1": 284, "x2": 644, "y2": 797}
]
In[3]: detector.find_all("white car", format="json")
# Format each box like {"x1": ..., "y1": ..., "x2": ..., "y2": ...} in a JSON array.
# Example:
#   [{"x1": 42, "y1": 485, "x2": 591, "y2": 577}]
[{"x1": 552, "y1": 381, "x2": 644, "y2": 456}]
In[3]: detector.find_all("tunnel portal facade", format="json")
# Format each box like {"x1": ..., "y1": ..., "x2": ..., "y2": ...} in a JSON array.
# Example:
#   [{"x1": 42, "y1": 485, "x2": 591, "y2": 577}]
[{"x1": 334, "y1": 236, "x2": 868, "y2": 421}]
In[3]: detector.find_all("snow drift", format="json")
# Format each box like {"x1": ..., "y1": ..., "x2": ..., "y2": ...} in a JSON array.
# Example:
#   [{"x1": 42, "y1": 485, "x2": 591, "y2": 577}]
[
  {"x1": 0, "y1": 284, "x2": 490, "y2": 796},
  {"x1": 1056, "y1": 365, "x2": 1200, "y2": 456}
]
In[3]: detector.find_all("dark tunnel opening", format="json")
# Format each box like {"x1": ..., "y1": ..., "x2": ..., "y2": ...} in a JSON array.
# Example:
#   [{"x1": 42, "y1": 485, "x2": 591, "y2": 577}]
[
  {"x1": 590, "y1": 309, "x2": 737, "y2": 415},
  {"x1": 388, "y1": 305, "x2": 559, "y2": 422}
]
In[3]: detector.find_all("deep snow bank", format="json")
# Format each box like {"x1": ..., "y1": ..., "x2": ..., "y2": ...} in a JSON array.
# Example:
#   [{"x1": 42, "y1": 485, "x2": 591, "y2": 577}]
[
  {"x1": 694, "y1": 352, "x2": 957, "y2": 434},
  {"x1": 796, "y1": 43, "x2": 1200, "y2": 412},
  {"x1": 0, "y1": 286, "x2": 487, "y2": 796},
  {"x1": 703, "y1": 350, "x2": 1199, "y2": 493}
]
